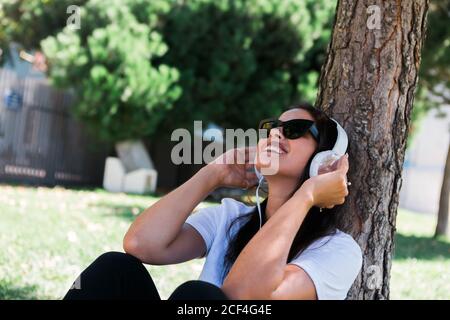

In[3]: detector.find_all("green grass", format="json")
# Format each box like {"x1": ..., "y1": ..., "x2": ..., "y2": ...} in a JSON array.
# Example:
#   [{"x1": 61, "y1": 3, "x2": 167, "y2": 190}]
[
  {"x1": 0, "y1": 185, "x2": 208, "y2": 299},
  {"x1": 391, "y1": 210, "x2": 450, "y2": 299},
  {"x1": 0, "y1": 185, "x2": 448, "y2": 299}
]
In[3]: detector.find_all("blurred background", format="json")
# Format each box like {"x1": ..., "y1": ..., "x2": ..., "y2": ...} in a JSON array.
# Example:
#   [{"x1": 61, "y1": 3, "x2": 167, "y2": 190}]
[{"x1": 0, "y1": 0, "x2": 448, "y2": 299}]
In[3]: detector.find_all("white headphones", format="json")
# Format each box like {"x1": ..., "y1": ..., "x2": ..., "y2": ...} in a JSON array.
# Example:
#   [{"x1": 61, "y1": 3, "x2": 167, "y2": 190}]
[{"x1": 253, "y1": 117, "x2": 348, "y2": 229}]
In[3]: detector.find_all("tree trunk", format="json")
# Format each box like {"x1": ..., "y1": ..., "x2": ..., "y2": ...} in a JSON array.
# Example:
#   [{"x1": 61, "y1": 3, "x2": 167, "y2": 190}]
[
  {"x1": 315, "y1": 0, "x2": 429, "y2": 299},
  {"x1": 435, "y1": 141, "x2": 450, "y2": 237}
]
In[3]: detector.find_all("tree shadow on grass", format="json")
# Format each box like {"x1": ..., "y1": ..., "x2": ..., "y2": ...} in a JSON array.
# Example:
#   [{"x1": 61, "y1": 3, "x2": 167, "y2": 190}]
[
  {"x1": 394, "y1": 233, "x2": 450, "y2": 261},
  {"x1": 0, "y1": 280, "x2": 39, "y2": 300}
]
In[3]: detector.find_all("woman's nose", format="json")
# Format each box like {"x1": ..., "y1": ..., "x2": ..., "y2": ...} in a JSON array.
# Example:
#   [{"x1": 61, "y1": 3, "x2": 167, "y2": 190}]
[{"x1": 269, "y1": 127, "x2": 284, "y2": 140}]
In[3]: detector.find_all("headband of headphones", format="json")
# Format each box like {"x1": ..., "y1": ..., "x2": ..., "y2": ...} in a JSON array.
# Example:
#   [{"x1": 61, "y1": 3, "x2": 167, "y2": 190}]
[{"x1": 330, "y1": 118, "x2": 348, "y2": 155}]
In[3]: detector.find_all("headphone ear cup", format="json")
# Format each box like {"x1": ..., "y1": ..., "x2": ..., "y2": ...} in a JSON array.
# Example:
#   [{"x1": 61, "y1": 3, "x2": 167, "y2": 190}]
[
  {"x1": 309, "y1": 150, "x2": 340, "y2": 177},
  {"x1": 309, "y1": 152, "x2": 323, "y2": 177}
]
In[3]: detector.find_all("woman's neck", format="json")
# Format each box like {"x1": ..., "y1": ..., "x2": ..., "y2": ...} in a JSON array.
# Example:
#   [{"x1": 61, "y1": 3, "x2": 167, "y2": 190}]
[{"x1": 265, "y1": 178, "x2": 299, "y2": 220}]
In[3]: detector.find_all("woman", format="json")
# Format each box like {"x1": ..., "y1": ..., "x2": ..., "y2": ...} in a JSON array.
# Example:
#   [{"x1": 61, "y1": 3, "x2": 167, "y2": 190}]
[{"x1": 64, "y1": 103, "x2": 362, "y2": 300}]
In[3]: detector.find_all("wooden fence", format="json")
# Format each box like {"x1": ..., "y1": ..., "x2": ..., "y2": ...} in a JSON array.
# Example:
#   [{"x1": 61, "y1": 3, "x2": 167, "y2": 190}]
[{"x1": 0, "y1": 68, "x2": 111, "y2": 187}]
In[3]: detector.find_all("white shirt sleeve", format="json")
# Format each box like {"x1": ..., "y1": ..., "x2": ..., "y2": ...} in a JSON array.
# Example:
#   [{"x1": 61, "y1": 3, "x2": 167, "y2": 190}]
[
  {"x1": 184, "y1": 198, "x2": 251, "y2": 258},
  {"x1": 185, "y1": 202, "x2": 225, "y2": 256},
  {"x1": 289, "y1": 232, "x2": 363, "y2": 300}
]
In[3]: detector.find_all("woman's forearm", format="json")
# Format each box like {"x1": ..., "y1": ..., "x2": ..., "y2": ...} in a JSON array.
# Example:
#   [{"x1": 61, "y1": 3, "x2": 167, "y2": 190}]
[
  {"x1": 123, "y1": 165, "x2": 220, "y2": 257},
  {"x1": 221, "y1": 189, "x2": 313, "y2": 300}
]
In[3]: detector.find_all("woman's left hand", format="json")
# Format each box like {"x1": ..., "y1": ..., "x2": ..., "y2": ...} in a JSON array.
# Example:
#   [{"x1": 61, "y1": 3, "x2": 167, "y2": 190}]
[{"x1": 297, "y1": 154, "x2": 350, "y2": 209}]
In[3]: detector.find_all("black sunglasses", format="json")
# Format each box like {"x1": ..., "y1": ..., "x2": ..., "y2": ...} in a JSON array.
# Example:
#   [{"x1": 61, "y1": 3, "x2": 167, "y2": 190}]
[{"x1": 259, "y1": 118, "x2": 319, "y2": 141}]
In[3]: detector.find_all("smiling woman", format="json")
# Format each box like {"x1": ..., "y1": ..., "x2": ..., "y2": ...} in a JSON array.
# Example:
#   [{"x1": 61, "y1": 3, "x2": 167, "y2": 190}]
[
  {"x1": 63, "y1": 102, "x2": 361, "y2": 300},
  {"x1": 217, "y1": 103, "x2": 361, "y2": 299}
]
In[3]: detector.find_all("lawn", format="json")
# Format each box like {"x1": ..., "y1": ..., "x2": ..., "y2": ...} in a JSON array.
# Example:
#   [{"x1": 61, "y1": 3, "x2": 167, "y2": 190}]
[{"x1": 0, "y1": 185, "x2": 448, "y2": 300}]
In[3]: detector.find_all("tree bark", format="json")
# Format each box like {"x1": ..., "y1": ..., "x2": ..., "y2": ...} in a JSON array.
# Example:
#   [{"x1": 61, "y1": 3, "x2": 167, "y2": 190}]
[
  {"x1": 435, "y1": 141, "x2": 450, "y2": 237},
  {"x1": 315, "y1": 0, "x2": 429, "y2": 299}
]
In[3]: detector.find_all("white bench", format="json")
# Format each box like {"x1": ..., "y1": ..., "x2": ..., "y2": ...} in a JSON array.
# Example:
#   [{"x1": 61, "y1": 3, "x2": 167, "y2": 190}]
[{"x1": 103, "y1": 140, "x2": 158, "y2": 194}]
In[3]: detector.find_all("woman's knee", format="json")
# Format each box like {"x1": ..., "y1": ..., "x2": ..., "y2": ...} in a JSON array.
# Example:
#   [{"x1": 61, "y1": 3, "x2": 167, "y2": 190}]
[
  {"x1": 90, "y1": 251, "x2": 144, "y2": 273},
  {"x1": 95, "y1": 251, "x2": 140, "y2": 264},
  {"x1": 65, "y1": 251, "x2": 158, "y2": 300},
  {"x1": 169, "y1": 280, "x2": 229, "y2": 300}
]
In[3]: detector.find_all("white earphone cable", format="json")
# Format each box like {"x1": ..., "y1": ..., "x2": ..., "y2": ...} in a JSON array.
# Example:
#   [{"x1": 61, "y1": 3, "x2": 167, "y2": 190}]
[{"x1": 255, "y1": 176, "x2": 264, "y2": 230}]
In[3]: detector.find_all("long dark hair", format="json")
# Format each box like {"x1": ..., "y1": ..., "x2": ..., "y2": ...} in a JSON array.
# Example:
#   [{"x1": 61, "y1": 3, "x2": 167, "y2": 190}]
[{"x1": 221, "y1": 102, "x2": 341, "y2": 283}]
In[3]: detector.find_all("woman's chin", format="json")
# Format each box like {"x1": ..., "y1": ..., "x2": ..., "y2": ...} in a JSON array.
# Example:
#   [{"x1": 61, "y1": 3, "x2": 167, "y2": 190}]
[{"x1": 256, "y1": 161, "x2": 282, "y2": 175}]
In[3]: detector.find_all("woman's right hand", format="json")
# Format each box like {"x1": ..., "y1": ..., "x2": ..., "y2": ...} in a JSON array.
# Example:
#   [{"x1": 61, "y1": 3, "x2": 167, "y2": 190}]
[
  {"x1": 207, "y1": 147, "x2": 259, "y2": 189},
  {"x1": 297, "y1": 154, "x2": 350, "y2": 209}
]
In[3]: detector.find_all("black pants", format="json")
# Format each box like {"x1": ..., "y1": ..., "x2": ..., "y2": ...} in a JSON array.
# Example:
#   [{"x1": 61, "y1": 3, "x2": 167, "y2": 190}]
[{"x1": 63, "y1": 252, "x2": 229, "y2": 300}]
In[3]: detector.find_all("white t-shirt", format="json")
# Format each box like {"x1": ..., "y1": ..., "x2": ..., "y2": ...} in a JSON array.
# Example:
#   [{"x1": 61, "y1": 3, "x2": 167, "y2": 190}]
[{"x1": 185, "y1": 197, "x2": 363, "y2": 300}]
